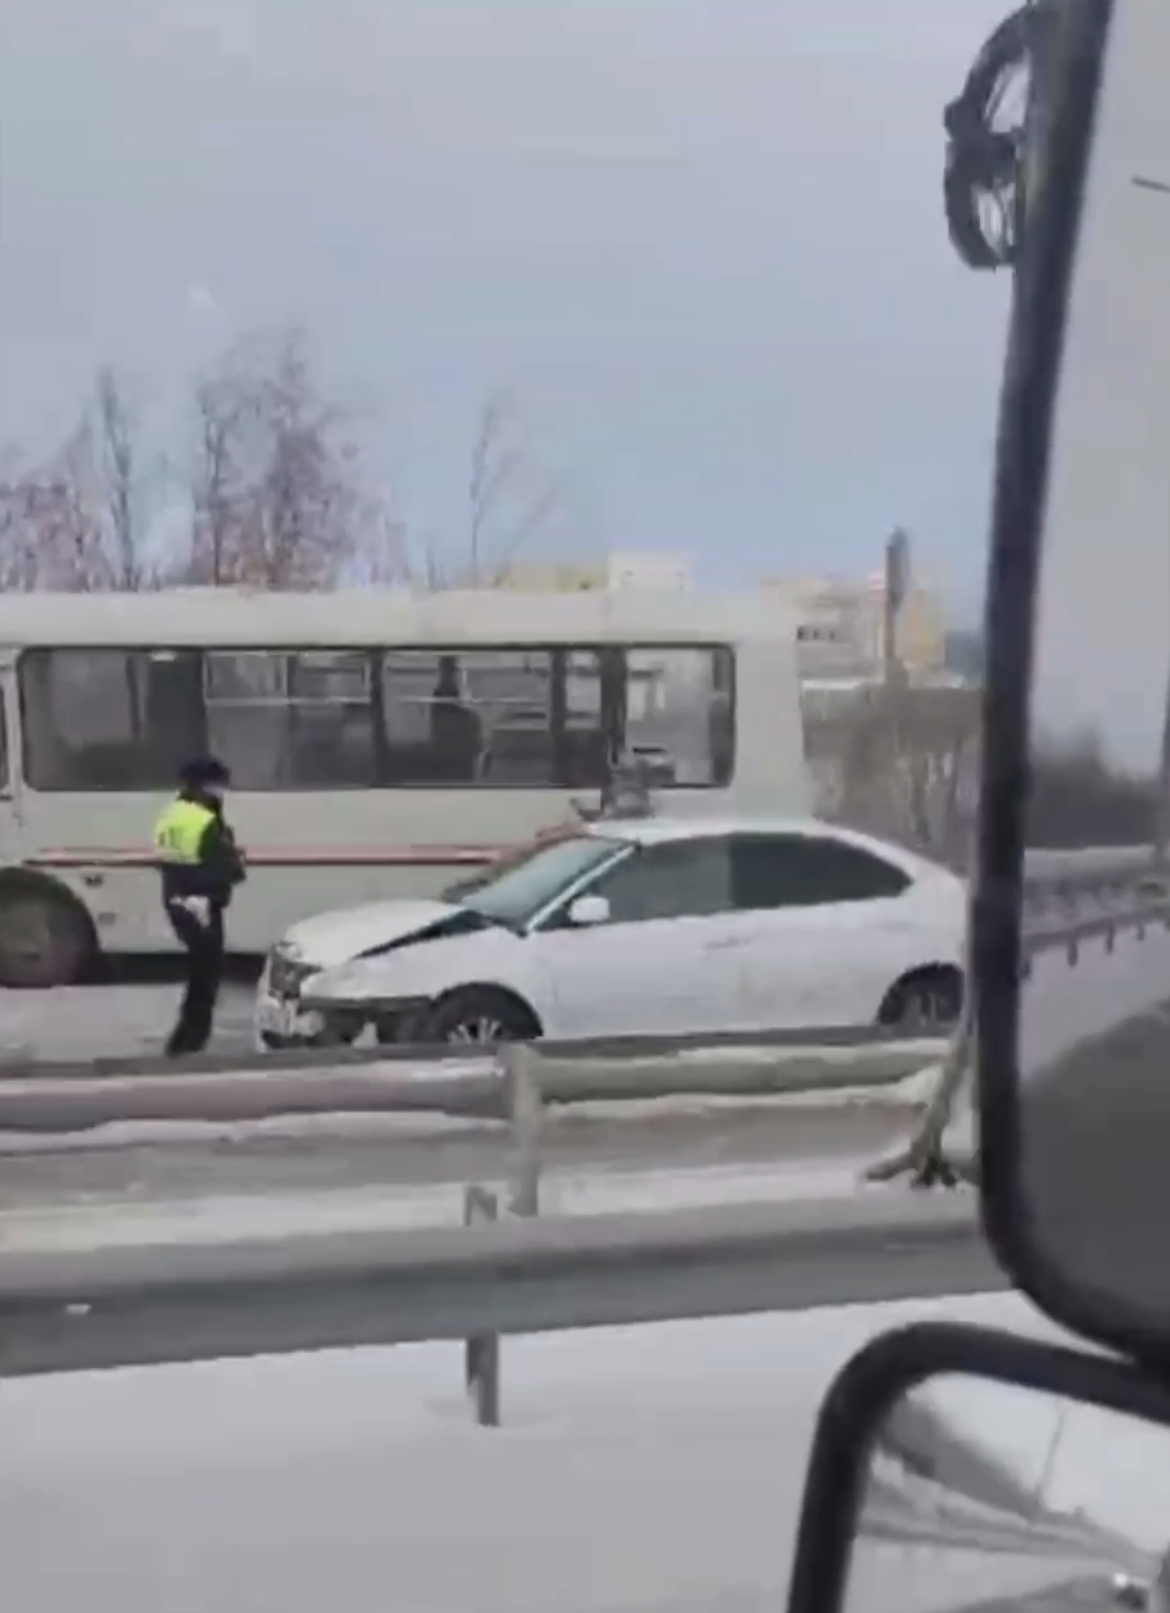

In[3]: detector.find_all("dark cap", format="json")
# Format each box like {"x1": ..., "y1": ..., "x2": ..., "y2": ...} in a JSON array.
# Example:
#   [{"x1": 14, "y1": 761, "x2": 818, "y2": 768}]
[{"x1": 178, "y1": 755, "x2": 231, "y2": 791}]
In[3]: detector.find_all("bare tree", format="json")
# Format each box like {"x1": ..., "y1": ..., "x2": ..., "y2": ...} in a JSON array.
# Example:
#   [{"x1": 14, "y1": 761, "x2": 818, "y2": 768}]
[
  {"x1": 803, "y1": 670, "x2": 984, "y2": 1190},
  {"x1": 95, "y1": 368, "x2": 147, "y2": 588},
  {"x1": 0, "y1": 432, "x2": 107, "y2": 591},
  {"x1": 463, "y1": 389, "x2": 573, "y2": 585},
  {"x1": 187, "y1": 368, "x2": 251, "y2": 585},
  {"x1": 181, "y1": 328, "x2": 381, "y2": 589},
  {"x1": 808, "y1": 683, "x2": 980, "y2": 863},
  {"x1": 0, "y1": 370, "x2": 158, "y2": 592},
  {"x1": 0, "y1": 452, "x2": 50, "y2": 589}
]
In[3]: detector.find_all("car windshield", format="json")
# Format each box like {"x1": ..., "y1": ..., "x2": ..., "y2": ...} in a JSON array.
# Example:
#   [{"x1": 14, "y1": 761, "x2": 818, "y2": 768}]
[
  {"x1": 459, "y1": 834, "x2": 627, "y2": 930},
  {"x1": 440, "y1": 830, "x2": 577, "y2": 903}
]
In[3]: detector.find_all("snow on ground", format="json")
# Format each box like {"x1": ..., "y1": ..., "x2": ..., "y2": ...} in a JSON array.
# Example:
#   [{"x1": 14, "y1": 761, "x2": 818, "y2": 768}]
[
  {"x1": 0, "y1": 1157, "x2": 909, "y2": 1251},
  {"x1": 0, "y1": 1290, "x2": 1069, "y2": 1613}
]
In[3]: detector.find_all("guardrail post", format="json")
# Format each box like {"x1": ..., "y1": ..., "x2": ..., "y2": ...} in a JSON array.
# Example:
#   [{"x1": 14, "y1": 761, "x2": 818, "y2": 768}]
[
  {"x1": 505, "y1": 1043, "x2": 543, "y2": 1220},
  {"x1": 462, "y1": 1185, "x2": 500, "y2": 1427},
  {"x1": 458, "y1": 1046, "x2": 542, "y2": 1429}
]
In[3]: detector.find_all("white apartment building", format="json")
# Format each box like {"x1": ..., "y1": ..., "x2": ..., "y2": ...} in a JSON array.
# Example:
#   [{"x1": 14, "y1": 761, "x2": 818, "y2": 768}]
[
  {"x1": 498, "y1": 553, "x2": 946, "y2": 681},
  {"x1": 762, "y1": 571, "x2": 947, "y2": 681}
]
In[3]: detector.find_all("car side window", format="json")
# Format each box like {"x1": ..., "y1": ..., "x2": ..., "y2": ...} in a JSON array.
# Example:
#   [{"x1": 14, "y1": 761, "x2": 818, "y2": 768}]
[
  {"x1": 730, "y1": 835, "x2": 910, "y2": 910},
  {"x1": 0, "y1": 684, "x2": 8, "y2": 791},
  {"x1": 589, "y1": 839, "x2": 734, "y2": 923}
]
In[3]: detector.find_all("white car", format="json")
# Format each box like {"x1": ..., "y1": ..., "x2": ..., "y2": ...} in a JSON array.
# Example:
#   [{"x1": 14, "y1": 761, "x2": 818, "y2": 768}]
[{"x1": 254, "y1": 817, "x2": 967, "y2": 1050}]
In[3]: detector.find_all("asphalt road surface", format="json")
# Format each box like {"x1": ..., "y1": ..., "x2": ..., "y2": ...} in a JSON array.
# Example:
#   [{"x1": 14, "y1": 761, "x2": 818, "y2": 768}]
[
  {"x1": 0, "y1": 890, "x2": 1162, "y2": 1068},
  {"x1": 1020, "y1": 960, "x2": 1170, "y2": 1334}
]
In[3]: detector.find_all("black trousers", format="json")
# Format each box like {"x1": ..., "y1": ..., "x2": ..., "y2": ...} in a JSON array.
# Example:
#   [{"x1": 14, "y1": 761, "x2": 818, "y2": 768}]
[{"x1": 165, "y1": 902, "x2": 225, "y2": 1057}]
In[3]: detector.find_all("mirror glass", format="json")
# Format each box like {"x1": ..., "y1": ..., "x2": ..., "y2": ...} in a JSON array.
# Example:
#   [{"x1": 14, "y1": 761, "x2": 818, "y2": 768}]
[
  {"x1": 846, "y1": 1372, "x2": 1170, "y2": 1613},
  {"x1": 1009, "y1": 0, "x2": 1170, "y2": 1330}
]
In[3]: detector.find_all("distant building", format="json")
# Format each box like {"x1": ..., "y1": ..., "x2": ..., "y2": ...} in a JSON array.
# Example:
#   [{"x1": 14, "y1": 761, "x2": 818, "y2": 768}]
[
  {"x1": 493, "y1": 559, "x2": 608, "y2": 592},
  {"x1": 763, "y1": 571, "x2": 947, "y2": 681},
  {"x1": 605, "y1": 552, "x2": 691, "y2": 590},
  {"x1": 494, "y1": 552, "x2": 691, "y2": 593},
  {"x1": 494, "y1": 553, "x2": 948, "y2": 683}
]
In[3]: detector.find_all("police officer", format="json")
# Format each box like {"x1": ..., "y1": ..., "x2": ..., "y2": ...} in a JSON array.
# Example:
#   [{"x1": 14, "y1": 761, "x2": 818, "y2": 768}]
[{"x1": 154, "y1": 756, "x2": 246, "y2": 1057}]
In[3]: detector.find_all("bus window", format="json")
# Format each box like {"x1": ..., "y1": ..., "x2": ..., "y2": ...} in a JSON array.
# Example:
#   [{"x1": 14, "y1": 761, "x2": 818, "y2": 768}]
[
  {"x1": 19, "y1": 649, "x2": 204, "y2": 790},
  {"x1": 562, "y1": 649, "x2": 615, "y2": 788},
  {"x1": 380, "y1": 649, "x2": 557, "y2": 786},
  {"x1": 624, "y1": 646, "x2": 734, "y2": 788},
  {"x1": 204, "y1": 651, "x2": 375, "y2": 789},
  {"x1": 16, "y1": 639, "x2": 737, "y2": 794}
]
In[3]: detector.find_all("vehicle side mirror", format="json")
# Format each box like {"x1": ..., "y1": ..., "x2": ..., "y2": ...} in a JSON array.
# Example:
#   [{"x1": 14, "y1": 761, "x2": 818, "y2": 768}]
[
  {"x1": 567, "y1": 893, "x2": 610, "y2": 927},
  {"x1": 972, "y1": 0, "x2": 1170, "y2": 1354},
  {"x1": 786, "y1": 1323, "x2": 1170, "y2": 1613}
]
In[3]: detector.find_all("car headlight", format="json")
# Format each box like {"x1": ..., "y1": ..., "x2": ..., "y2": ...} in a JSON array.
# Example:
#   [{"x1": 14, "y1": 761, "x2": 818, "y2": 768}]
[
  {"x1": 303, "y1": 961, "x2": 366, "y2": 1001},
  {"x1": 267, "y1": 942, "x2": 315, "y2": 999}
]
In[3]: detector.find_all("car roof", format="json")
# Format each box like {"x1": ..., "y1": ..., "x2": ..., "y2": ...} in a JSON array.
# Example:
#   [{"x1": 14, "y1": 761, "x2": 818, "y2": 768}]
[{"x1": 585, "y1": 815, "x2": 952, "y2": 874}]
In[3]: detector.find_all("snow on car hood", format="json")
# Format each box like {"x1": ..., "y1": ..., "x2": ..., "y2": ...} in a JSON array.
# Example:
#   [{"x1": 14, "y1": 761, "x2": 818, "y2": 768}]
[
  {"x1": 280, "y1": 899, "x2": 467, "y2": 971},
  {"x1": 305, "y1": 914, "x2": 516, "y2": 1004}
]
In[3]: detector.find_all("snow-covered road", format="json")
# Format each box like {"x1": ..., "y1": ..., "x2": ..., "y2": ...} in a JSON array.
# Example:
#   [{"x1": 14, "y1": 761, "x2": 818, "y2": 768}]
[{"x1": 0, "y1": 1290, "x2": 1076, "y2": 1613}]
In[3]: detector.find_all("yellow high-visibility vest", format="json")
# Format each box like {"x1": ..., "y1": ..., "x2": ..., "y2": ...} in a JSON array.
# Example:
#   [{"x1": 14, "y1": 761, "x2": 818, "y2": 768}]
[{"x1": 154, "y1": 798, "x2": 215, "y2": 863}]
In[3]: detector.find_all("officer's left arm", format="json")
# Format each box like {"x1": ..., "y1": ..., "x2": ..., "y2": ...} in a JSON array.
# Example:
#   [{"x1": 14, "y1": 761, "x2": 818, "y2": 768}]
[{"x1": 196, "y1": 816, "x2": 247, "y2": 899}]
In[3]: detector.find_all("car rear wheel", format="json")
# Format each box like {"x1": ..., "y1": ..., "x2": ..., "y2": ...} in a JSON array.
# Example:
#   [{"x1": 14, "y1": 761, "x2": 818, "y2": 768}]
[
  {"x1": 421, "y1": 987, "x2": 540, "y2": 1046},
  {"x1": 878, "y1": 967, "x2": 964, "y2": 1033}
]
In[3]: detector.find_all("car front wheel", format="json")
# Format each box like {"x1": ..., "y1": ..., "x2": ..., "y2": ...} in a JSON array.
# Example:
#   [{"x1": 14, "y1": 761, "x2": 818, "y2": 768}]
[{"x1": 421, "y1": 986, "x2": 540, "y2": 1046}]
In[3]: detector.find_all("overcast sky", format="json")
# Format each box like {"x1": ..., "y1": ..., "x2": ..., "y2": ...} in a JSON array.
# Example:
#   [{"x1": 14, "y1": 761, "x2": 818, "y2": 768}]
[{"x1": 0, "y1": 0, "x2": 1014, "y2": 607}]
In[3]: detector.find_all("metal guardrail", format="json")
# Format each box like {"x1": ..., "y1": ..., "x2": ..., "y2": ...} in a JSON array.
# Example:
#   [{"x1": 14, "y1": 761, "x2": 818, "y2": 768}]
[
  {"x1": 0, "y1": 1031, "x2": 945, "y2": 1133},
  {"x1": 0, "y1": 1192, "x2": 997, "y2": 1382},
  {"x1": 0, "y1": 1037, "x2": 954, "y2": 1417},
  {"x1": 1023, "y1": 894, "x2": 1170, "y2": 973},
  {"x1": 0, "y1": 1019, "x2": 954, "y2": 1087},
  {"x1": 1025, "y1": 843, "x2": 1159, "y2": 874},
  {"x1": 1024, "y1": 844, "x2": 1167, "y2": 900}
]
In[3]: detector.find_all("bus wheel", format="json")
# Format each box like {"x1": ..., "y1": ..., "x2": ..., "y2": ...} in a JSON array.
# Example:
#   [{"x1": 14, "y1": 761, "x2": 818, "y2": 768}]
[{"x1": 0, "y1": 885, "x2": 97, "y2": 989}]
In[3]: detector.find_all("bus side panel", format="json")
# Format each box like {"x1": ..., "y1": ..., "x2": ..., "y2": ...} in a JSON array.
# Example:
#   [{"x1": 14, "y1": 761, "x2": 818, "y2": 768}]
[
  {"x1": 19, "y1": 788, "x2": 586, "y2": 953},
  {"x1": 224, "y1": 788, "x2": 584, "y2": 949}
]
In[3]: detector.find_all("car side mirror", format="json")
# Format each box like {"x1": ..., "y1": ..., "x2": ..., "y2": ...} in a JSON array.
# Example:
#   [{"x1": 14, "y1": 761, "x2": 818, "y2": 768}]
[
  {"x1": 971, "y1": 0, "x2": 1170, "y2": 1355},
  {"x1": 567, "y1": 894, "x2": 610, "y2": 927},
  {"x1": 785, "y1": 1322, "x2": 1170, "y2": 1613}
]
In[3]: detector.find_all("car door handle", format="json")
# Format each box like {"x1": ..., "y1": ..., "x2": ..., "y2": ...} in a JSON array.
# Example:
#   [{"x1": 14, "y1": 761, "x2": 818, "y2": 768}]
[{"x1": 704, "y1": 936, "x2": 749, "y2": 952}]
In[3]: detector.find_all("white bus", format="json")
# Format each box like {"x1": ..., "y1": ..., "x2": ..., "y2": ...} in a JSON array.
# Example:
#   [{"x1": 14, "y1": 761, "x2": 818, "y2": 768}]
[{"x1": 0, "y1": 587, "x2": 809, "y2": 986}]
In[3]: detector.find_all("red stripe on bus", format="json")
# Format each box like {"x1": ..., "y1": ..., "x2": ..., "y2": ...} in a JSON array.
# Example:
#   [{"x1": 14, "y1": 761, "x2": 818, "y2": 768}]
[{"x1": 28, "y1": 845, "x2": 503, "y2": 870}]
